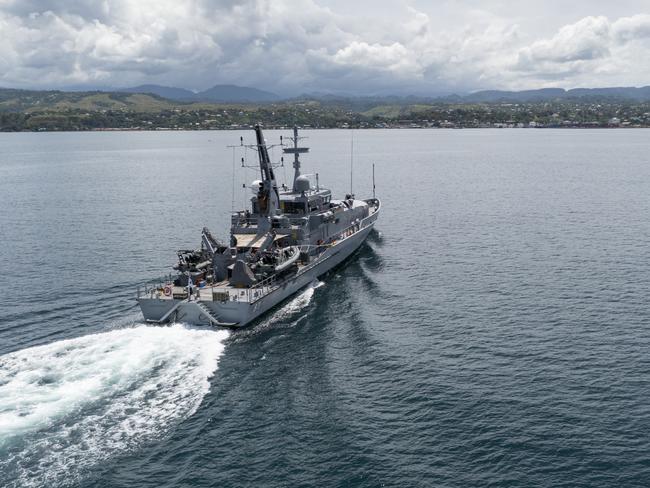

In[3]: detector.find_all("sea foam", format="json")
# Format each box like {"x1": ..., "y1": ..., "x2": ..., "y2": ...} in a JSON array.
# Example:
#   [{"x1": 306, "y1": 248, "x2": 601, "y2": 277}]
[
  {"x1": 261, "y1": 279, "x2": 324, "y2": 325},
  {"x1": 0, "y1": 324, "x2": 229, "y2": 487}
]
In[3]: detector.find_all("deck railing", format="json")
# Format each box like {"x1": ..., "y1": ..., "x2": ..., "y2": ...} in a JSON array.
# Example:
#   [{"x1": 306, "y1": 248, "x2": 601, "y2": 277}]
[
  {"x1": 231, "y1": 215, "x2": 308, "y2": 229},
  {"x1": 138, "y1": 206, "x2": 378, "y2": 304}
]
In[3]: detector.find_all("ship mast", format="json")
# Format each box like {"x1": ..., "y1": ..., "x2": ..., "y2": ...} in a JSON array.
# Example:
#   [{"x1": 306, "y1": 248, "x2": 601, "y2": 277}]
[
  {"x1": 254, "y1": 124, "x2": 280, "y2": 217},
  {"x1": 283, "y1": 126, "x2": 309, "y2": 192}
]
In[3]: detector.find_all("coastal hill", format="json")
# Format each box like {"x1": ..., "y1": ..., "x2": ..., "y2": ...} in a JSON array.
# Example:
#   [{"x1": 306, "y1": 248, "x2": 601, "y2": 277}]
[
  {"x1": 194, "y1": 84, "x2": 280, "y2": 102},
  {"x1": 2, "y1": 84, "x2": 650, "y2": 114},
  {"x1": 0, "y1": 88, "x2": 178, "y2": 112},
  {"x1": 1, "y1": 84, "x2": 650, "y2": 131},
  {"x1": 119, "y1": 84, "x2": 280, "y2": 103},
  {"x1": 118, "y1": 84, "x2": 196, "y2": 101},
  {"x1": 117, "y1": 84, "x2": 650, "y2": 104}
]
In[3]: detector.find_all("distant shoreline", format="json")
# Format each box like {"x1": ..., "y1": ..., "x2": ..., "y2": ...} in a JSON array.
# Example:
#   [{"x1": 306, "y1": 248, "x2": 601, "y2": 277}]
[
  {"x1": 1, "y1": 126, "x2": 648, "y2": 133},
  {"x1": 2, "y1": 87, "x2": 649, "y2": 132}
]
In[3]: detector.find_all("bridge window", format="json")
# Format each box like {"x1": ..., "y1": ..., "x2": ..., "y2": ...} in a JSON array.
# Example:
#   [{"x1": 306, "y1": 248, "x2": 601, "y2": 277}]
[{"x1": 282, "y1": 202, "x2": 306, "y2": 214}]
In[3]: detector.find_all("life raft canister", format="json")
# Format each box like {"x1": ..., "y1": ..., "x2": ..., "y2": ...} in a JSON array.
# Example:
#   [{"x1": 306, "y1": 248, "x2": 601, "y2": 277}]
[{"x1": 163, "y1": 285, "x2": 172, "y2": 297}]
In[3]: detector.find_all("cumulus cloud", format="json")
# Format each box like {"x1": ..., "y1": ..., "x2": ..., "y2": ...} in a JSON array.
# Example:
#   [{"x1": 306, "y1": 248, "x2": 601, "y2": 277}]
[
  {"x1": 517, "y1": 16, "x2": 612, "y2": 65},
  {"x1": 612, "y1": 14, "x2": 650, "y2": 42},
  {"x1": 0, "y1": 0, "x2": 648, "y2": 94},
  {"x1": 511, "y1": 13, "x2": 650, "y2": 86}
]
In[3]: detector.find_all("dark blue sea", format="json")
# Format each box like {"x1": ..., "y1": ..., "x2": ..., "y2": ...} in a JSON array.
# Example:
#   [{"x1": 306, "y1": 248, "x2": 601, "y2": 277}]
[{"x1": 1, "y1": 129, "x2": 649, "y2": 487}]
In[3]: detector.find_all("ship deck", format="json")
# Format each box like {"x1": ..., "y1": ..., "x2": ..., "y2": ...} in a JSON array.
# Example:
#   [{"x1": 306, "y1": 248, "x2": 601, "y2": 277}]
[
  {"x1": 137, "y1": 198, "x2": 380, "y2": 305},
  {"x1": 140, "y1": 277, "x2": 286, "y2": 304}
]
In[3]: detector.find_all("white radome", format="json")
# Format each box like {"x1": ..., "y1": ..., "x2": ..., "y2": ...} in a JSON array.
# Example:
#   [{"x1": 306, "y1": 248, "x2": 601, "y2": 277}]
[
  {"x1": 295, "y1": 175, "x2": 310, "y2": 192},
  {"x1": 250, "y1": 180, "x2": 262, "y2": 193}
]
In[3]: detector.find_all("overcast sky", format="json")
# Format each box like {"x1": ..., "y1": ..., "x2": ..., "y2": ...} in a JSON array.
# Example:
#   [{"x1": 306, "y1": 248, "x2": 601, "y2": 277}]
[{"x1": 1, "y1": 0, "x2": 649, "y2": 95}]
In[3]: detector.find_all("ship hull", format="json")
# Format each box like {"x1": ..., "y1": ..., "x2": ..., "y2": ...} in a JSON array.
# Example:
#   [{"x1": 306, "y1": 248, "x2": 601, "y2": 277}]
[{"x1": 138, "y1": 215, "x2": 377, "y2": 328}]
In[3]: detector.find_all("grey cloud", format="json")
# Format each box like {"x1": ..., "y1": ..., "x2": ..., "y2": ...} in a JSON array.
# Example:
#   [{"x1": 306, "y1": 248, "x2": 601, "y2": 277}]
[{"x1": 0, "y1": 1, "x2": 648, "y2": 94}]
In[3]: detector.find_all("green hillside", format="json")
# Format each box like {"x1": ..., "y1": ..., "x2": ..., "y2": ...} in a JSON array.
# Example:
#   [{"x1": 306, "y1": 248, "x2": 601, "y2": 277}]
[
  {"x1": 1, "y1": 87, "x2": 649, "y2": 131},
  {"x1": 0, "y1": 89, "x2": 180, "y2": 112}
]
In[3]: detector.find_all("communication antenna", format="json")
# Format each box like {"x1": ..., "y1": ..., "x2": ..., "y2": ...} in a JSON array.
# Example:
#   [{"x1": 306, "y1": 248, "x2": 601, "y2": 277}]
[
  {"x1": 231, "y1": 146, "x2": 236, "y2": 213},
  {"x1": 233, "y1": 133, "x2": 284, "y2": 172},
  {"x1": 226, "y1": 137, "x2": 245, "y2": 214},
  {"x1": 350, "y1": 130, "x2": 354, "y2": 196},
  {"x1": 372, "y1": 163, "x2": 376, "y2": 199},
  {"x1": 226, "y1": 128, "x2": 288, "y2": 211}
]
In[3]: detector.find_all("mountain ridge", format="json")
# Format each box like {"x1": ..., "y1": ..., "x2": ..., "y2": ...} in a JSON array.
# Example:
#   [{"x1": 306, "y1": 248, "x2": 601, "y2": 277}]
[
  {"x1": 301, "y1": 86, "x2": 650, "y2": 103},
  {"x1": 459, "y1": 86, "x2": 650, "y2": 103},
  {"x1": 118, "y1": 83, "x2": 280, "y2": 103},
  {"x1": 3, "y1": 84, "x2": 650, "y2": 105}
]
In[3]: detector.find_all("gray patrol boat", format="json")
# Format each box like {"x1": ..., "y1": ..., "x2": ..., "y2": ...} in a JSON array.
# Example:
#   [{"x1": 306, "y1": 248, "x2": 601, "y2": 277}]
[{"x1": 137, "y1": 125, "x2": 380, "y2": 327}]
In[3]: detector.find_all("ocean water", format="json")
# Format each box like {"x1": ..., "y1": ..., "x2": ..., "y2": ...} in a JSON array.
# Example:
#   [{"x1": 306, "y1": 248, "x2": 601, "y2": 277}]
[{"x1": 1, "y1": 129, "x2": 649, "y2": 487}]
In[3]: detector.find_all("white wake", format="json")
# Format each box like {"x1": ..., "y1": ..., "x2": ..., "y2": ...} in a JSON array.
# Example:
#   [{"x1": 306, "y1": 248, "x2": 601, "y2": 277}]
[
  {"x1": 283, "y1": 280, "x2": 324, "y2": 314},
  {"x1": 0, "y1": 324, "x2": 229, "y2": 487},
  {"x1": 264, "y1": 280, "x2": 324, "y2": 324}
]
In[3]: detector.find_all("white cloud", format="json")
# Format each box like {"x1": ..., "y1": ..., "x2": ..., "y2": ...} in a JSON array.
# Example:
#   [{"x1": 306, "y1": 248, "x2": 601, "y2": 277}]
[
  {"x1": 612, "y1": 13, "x2": 650, "y2": 42},
  {"x1": 0, "y1": 1, "x2": 648, "y2": 94},
  {"x1": 509, "y1": 13, "x2": 650, "y2": 88},
  {"x1": 517, "y1": 16, "x2": 612, "y2": 65}
]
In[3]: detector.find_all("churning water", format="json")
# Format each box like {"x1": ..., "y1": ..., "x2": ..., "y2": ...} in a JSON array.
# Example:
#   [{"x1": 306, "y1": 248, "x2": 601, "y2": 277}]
[
  {"x1": 0, "y1": 325, "x2": 229, "y2": 487},
  {"x1": 1, "y1": 129, "x2": 649, "y2": 487}
]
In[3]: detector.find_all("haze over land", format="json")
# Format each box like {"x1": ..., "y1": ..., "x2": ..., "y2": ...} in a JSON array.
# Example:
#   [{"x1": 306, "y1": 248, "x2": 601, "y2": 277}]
[{"x1": 0, "y1": 1, "x2": 649, "y2": 97}]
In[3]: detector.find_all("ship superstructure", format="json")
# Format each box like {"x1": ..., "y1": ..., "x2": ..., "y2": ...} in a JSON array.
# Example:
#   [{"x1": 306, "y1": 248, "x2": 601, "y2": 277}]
[{"x1": 137, "y1": 125, "x2": 380, "y2": 327}]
